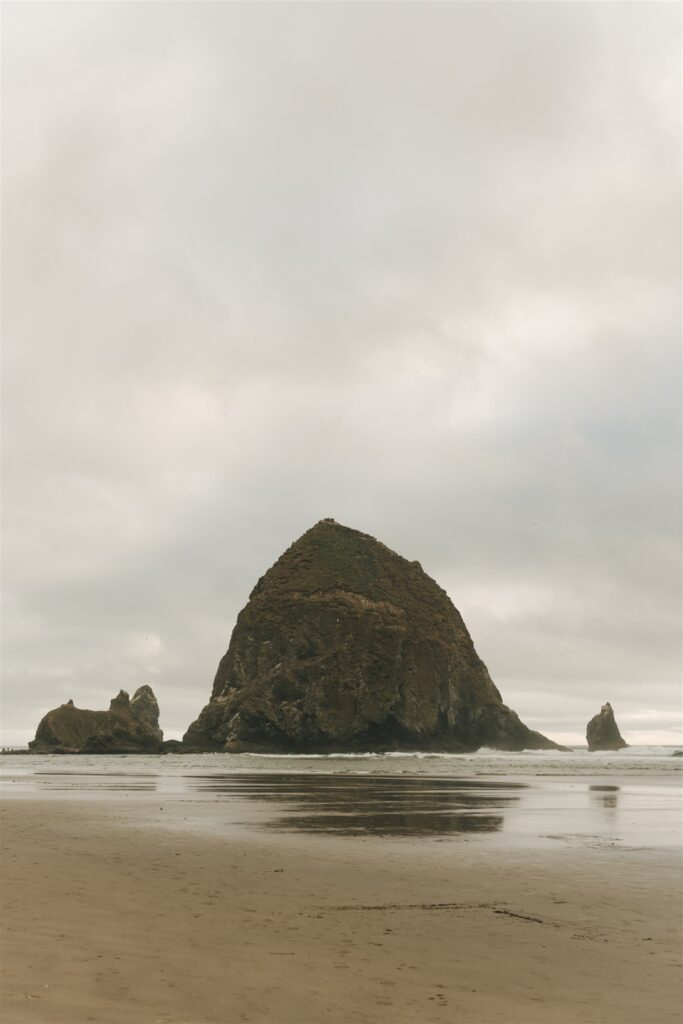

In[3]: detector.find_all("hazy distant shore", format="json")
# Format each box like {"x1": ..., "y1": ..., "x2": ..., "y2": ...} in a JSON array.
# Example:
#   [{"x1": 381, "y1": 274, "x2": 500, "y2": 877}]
[{"x1": 2, "y1": 769, "x2": 681, "y2": 1024}]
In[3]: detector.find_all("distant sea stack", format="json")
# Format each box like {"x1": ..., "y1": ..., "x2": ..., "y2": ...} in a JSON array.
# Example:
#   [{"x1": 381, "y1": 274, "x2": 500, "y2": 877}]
[
  {"x1": 29, "y1": 686, "x2": 163, "y2": 754},
  {"x1": 183, "y1": 519, "x2": 563, "y2": 753},
  {"x1": 586, "y1": 702, "x2": 628, "y2": 752}
]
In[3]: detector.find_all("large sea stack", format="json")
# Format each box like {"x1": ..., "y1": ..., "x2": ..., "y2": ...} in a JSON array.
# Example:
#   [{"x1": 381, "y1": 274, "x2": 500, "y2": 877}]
[
  {"x1": 29, "y1": 686, "x2": 163, "y2": 754},
  {"x1": 586, "y1": 702, "x2": 628, "y2": 752},
  {"x1": 184, "y1": 519, "x2": 562, "y2": 753}
]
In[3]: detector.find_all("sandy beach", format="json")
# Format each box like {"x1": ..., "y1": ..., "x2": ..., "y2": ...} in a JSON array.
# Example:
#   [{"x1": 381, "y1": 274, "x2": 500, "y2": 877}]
[{"x1": 1, "y1": 791, "x2": 681, "y2": 1024}]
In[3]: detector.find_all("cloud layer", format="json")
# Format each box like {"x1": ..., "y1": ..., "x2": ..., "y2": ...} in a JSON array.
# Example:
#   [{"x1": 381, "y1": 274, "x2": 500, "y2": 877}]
[{"x1": 2, "y1": 2, "x2": 681, "y2": 746}]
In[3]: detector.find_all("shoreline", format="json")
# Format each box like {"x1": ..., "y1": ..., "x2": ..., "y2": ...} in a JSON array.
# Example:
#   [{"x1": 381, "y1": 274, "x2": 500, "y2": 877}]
[
  {"x1": 4, "y1": 745, "x2": 682, "y2": 755},
  {"x1": 2, "y1": 796, "x2": 681, "y2": 1023}
]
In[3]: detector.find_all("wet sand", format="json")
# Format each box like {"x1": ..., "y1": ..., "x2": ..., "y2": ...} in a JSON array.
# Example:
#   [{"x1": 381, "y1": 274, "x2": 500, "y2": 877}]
[{"x1": 1, "y1": 796, "x2": 681, "y2": 1024}]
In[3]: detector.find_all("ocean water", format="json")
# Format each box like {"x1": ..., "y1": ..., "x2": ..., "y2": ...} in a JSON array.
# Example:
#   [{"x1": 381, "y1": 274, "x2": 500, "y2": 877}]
[
  {"x1": 2, "y1": 744, "x2": 681, "y2": 779},
  {"x1": 2, "y1": 747, "x2": 680, "y2": 849}
]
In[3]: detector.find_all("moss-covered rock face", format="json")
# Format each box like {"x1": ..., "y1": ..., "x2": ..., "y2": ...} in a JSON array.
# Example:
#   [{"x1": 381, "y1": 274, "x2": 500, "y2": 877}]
[
  {"x1": 183, "y1": 520, "x2": 562, "y2": 753},
  {"x1": 29, "y1": 685, "x2": 163, "y2": 754},
  {"x1": 586, "y1": 702, "x2": 628, "y2": 752}
]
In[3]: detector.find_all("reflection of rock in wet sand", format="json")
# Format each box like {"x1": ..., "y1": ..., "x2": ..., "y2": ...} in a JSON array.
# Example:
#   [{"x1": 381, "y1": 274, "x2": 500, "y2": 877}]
[
  {"x1": 589, "y1": 784, "x2": 620, "y2": 809},
  {"x1": 262, "y1": 811, "x2": 505, "y2": 837},
  {"x1": 188, "y1": 774, "x2": 525, "y2": 837}
]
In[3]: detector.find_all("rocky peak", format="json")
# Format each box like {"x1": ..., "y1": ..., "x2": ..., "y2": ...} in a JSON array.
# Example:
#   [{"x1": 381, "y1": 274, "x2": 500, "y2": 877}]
[
  {"x1": 29, "y1": 686, "x2": 164, "y2": 754},
  {"x1": 130, "y1": 685, "x2": 162, "y2": 740},
  {"x1": 183, "y1": 520, "x2": 563, "y2": 753},
  {"x1": 586, "y1": 702, "x2": 628, "y2": 752},
  {"x1": 109, "y1": 690, "x2": 130, "y2": 712}
]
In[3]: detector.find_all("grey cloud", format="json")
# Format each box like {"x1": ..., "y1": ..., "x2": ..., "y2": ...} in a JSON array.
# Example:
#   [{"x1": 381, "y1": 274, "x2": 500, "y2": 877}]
[{"x1": 2, "y1": 1, "x2": 680, "y2": 746}]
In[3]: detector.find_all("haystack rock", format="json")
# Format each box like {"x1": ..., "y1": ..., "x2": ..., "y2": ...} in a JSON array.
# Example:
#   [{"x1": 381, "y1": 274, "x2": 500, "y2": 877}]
[
  {"x1": 586, "y1": 702, "x2": 628, "y2": 752},
  {"x1": 29, "y1": 685, "x2": 163, "y2": 754},
  {"x1": 183, "y1": 519, "x2": 563, "y2": 753}
]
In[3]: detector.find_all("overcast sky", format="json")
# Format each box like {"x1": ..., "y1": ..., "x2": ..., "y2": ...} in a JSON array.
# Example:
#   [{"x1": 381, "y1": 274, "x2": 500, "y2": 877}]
[{"x1": 2, "y1": 1, "x2": 681, "y2": 747}]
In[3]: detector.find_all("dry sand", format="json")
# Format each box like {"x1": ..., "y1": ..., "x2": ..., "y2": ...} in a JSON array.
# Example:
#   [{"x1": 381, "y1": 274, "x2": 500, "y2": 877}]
[{"x1": 1, "y1": 798, "x2": 681, "y2": 1024}]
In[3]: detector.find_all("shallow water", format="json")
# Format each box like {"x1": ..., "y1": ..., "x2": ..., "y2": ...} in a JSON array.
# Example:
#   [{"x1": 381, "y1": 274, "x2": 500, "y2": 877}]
[
  {"x1": 2, "y1": 744, "x2": 682, "y2": 778},
  {"x1": 1, "y1": 749, "x2": 681, "y2": 848}
]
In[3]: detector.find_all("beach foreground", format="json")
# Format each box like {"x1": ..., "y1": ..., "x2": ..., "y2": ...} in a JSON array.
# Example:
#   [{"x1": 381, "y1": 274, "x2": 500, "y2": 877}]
[{"x1": 1, "y1": 796, "x2": 681, "y2": 1024}]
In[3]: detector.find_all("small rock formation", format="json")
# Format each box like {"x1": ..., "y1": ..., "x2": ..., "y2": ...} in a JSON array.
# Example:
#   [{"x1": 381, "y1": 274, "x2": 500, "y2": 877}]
[
  {"x1": 183, "y1": 519, "x2": 564, "y2": 753},
  {"x1": 160, "y1": 739, "x2": 184, "y2": 754},
  {"x1": 586, "y1": 702, "x2": 628, "y2": 752},
  {"x1": 29, "y1": 685, "x2": 163, "y2": 754}
]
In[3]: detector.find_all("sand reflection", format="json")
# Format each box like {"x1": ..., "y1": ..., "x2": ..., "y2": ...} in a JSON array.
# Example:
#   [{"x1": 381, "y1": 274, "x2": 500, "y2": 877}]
[
  {"x1": 188, "y1": 774, "x2": 526, "y2": 837},
  {"x1": 589, "y1": 784, "x2": 620, "y2": 810}
]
